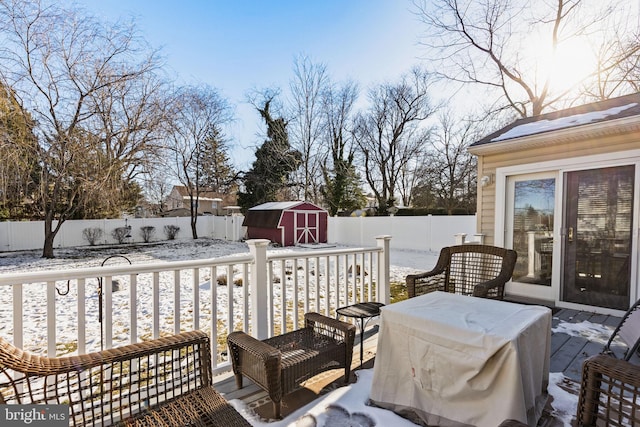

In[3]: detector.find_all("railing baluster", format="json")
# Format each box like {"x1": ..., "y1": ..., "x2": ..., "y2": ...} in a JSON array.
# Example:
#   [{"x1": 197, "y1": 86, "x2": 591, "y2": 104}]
[
  {"x1": 293, "y1": 259, "x2": 299, "y2": 330},
  {"x1": 351, "y1": 253, "x2": 358, "y2": 303},
  {"x1": 367, "y1": 252, "x2": 373, "y2": 301},
  {"x1": 267, "y1": 260, "x2": 274, "y2": 337},
  {"x1": 242, "y1": 264, "x2": 249, "y2": 333},
  {"x1": 210, "y1": 263, "x2": 218, "y2": 369},
  {"x1": 12, "y1": 284, "x2": 23, "y2": 349},
  {"x1": 303, "y1": 258, "x2": 309, "y2": 316},
  {"x1": 47, "y1": 281, "x2": 56, "y2": 356},
  {"x1": 333, "y1": 255, "x2": 340, "y2": 315},
  {"x1": 174, "y1": 270, "x2": 180, "y2": 335},
  {"x1": 130, "y1": 274, "x2": 138, "y2": 344},
  {"x1": 280, "y1": 259, "x2": 286, "y2": 333},
  {"x1": 192, "y1": 268, "x2": 200, "y2": 331},
  {"x1": 324, "y1": 256, "x2": 330, "y2": 317},
  {"x1": 77, "y1": 278, "x2": 86, "y2": 355},
  {"x1": 104, "y1": 275, "x2": 113, "y2": 350},
  {"x1": 314, "y1": 257, "x2": 320, "y2": 313},
  {"x1": 152, "y1": 272, "x2": 160, "y2": 339},
  {"x1": 226, "y1": 264, "x2": 233, "y2": 333}
]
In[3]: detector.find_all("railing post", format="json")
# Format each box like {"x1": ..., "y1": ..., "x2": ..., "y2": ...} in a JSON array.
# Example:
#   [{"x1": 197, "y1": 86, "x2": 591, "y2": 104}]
[
  {"x1": 454, "y1": 233, "x2": 467, "y2": 245},
  {"x1": 376, "y1": 235, "x2": 391, "y2": 305},
  {"x1": 247, "y1": 239, "x2": 270, "y2": 340}
]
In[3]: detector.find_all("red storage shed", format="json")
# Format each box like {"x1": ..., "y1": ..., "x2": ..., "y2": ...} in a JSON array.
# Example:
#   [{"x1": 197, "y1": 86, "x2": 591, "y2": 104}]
[{"x1": 242, "y1": 201, "x2": 328, "y2": 246}]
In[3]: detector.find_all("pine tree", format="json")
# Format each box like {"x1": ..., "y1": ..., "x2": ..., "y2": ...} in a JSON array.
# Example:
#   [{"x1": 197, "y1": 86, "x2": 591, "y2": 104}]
[{"x1": 238, "y1": 99, "x2": 301, "y2": 211}]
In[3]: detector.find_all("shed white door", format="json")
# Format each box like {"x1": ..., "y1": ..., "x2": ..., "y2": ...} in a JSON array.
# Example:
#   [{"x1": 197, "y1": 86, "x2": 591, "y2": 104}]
[{"x1": 295, "y1": 211, "x2": 318, "y2": 244}]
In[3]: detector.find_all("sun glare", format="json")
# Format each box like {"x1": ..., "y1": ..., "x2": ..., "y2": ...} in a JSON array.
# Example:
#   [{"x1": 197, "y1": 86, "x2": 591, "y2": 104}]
[{"x1": 527, "y1": 37, "x2": 597, "y2": 93}]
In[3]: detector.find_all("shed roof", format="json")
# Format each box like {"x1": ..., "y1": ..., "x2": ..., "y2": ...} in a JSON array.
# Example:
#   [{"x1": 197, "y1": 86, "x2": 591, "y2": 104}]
[
  {"x1": 471, "y1": 92, "x2": 640, "y2": 148},
  {"x1": 248, "y1": 201, "x2": 306, "y2": 211}
]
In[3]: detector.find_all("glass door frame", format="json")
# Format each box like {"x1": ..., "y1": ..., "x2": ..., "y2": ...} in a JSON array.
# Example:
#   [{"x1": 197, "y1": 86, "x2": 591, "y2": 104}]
[
  {"x1": 503, "y1": 171, "x2": 560, "y2": 302},
  {"x1": 494, "y1": 149, "x2": 640, "y2": 314}
]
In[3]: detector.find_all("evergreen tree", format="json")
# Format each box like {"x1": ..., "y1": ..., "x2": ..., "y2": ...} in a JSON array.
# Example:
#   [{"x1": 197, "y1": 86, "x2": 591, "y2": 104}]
[
  {"x1": 0, "y1": 82, "x2": 40, "y2": 220},
  {"x1": 238, "y1": 98, "x2": 301, "y2": 211},
  {"x1": 197, "y1": 128, "x2": 237, "y2": 193}
]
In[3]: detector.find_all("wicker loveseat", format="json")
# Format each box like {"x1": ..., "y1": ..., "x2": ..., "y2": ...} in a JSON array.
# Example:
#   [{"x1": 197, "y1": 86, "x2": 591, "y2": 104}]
[
  {"x1": 0, "y1": 330, "x2": 250, "y2": 426},
  {"x1": 406, "y1": 244, "x2": 517, "y2": 300},
  {"x1": 227, "y1": 312, "x2": 356, "y2": 419}
]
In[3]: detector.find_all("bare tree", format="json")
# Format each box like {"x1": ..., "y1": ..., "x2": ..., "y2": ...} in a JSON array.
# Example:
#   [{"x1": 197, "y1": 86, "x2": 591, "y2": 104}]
[
  {"x1": 413, "y1": 0, "x2": 640, "y2": 117},
  {"x1": 320, "y1": 79, "x2": 365, "y2": 215},
  {"x1": 288, "y1": 54, "x2": 329, "y2": 203},
  {"x1": 414, "y1": 110, "x2": 480, "y2": 214},
  {"x1": 165, "y1": 84, "x2": 233, "y2": 238},
  {"x1": 353, "y1": 67, "x2": 438, "y2": 215},
  {"x1": 0, "y1": 0, "x2": 164, "y2": 257},
  {"x1": 586, "y1": 32, "x2": 640, "y2": 100}
]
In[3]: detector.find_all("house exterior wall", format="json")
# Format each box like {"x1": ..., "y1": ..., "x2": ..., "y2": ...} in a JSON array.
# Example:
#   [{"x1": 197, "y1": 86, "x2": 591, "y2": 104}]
[{"x1": 475, "y1": 133, "x2": 640, "y2": 245}]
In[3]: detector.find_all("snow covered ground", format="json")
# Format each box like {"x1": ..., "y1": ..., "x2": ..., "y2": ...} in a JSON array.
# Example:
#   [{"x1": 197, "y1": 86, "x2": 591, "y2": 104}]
[{"x1": 0, "y1": 239, "x2": 608, "y2": 426}]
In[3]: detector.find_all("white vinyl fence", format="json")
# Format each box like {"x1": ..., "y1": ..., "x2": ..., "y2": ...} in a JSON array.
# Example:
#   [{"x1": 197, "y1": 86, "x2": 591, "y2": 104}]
[
  {"x1": 327, "y1": 215, "x2": 478, "y2": 251},
  {"x1": 0, "y1": 215, "x2": 245, "y2": 252},
  {"x1": 0, "y1": 214, "x2": 477, "y2": 253}
]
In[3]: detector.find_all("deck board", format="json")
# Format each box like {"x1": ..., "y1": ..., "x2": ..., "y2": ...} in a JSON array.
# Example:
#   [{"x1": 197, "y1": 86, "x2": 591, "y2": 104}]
[{"x1": 213, "y1": 307, "x2": 622, "y2": 425}]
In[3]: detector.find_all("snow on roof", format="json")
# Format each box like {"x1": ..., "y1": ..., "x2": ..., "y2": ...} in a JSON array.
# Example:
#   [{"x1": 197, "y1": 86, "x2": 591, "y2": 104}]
[
  {"x1": 249, "y1": 201, "x2": 305, "y2": 210},
  {"x1": 491, "y1": 103, "x2": 638, "y2": 142}
]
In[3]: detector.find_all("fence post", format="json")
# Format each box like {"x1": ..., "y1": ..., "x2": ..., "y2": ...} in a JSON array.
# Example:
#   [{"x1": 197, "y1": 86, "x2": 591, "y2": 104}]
[
  {"x1": 247, "y1": 239, "x2": 270, "y2": 340},
  {"x1": 376, "y1": 235, "x2": 392, "y2": 305}
]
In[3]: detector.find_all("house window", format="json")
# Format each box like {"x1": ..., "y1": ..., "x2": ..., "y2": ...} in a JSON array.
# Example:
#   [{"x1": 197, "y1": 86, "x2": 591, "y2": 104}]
[{"x1": 511, "y1": 178, "x2": 555, "y2": 286}]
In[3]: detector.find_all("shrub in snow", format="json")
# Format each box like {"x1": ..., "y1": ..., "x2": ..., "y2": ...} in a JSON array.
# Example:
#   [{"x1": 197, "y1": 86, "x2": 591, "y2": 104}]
[
  {"x1": 216, "y1": 274, "x2": 243, "y2": 286},
  {"x1": 140, "y1": 226, "x2": 155, "y2": 243},
  {"x1": 112, "y1": 226, "x2": 131, "y2": 244},
  {"x1": 82, "y1": 227, "x2": 103, "y2": 246},
  {"x1": 164, "y1": 225, "x2": 180, "y2": 240}
]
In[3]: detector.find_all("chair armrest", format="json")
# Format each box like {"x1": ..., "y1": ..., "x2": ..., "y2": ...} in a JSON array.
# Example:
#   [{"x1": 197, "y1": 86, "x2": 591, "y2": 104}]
[
  {"x1": 226, "y1": 331, "x2": 282, "y2": 402},
  {"x1": 472, "y1": 276, "x2": 507, "y2": 298},
  {"x1": 577, "y1": 354, "x2": 640, "y2": 426},
  {"x1": 0, "y1": 331, "x2": 212, "y2": 426},
  {"x1": 405, "y1": 248, "x2": 450, "y2": 298},
  {"x1": 305, "y1": 312, "x2": 356, "y2": 344},
  {"x1": 472, "y1": 249, "x2": 517, "y2": 299}
]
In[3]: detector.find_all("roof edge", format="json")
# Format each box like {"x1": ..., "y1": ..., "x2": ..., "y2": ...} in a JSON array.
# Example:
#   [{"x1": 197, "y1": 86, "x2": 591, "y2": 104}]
[{"x1": 468, "y1": 115, "x2": 640, "y2": 156}]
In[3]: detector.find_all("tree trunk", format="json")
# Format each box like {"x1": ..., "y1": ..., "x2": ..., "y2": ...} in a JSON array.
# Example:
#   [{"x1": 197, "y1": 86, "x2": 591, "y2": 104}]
[{"x1": 42, "y1": 213, "x2": 56, "y2": 258}]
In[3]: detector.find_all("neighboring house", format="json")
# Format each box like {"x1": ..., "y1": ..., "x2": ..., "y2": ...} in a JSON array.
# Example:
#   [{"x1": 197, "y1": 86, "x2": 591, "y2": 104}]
[
  {"x1": 243, "y1": 201, "x2": 328, "y2": 246},
  {"x1": 469, "y1": 92, "x2": 640, "y2": 315},
  {"x1": 165, "y1": 185, "x2": 235, "y2": 216}
]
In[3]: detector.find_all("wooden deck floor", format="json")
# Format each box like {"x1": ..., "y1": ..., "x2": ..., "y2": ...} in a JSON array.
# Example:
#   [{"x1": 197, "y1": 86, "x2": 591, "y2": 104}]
[{"x1": 212, "y1": 307, "x2": 623, "y2": 426}]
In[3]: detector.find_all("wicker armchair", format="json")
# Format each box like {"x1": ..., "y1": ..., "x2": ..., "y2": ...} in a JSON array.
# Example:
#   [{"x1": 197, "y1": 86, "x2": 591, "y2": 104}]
[
  {"x1": 227, "y1": 312, "x2": 356, "y2": 419},
  {"x1": 406, "y1": 244, "x2": 517, "y2": 300},
  {"x1": 0, "y1": 331, "x2": 251, "y2": 427},
  {"x1": 576, "y1": 354, "x2": 640, "y2": 426}
]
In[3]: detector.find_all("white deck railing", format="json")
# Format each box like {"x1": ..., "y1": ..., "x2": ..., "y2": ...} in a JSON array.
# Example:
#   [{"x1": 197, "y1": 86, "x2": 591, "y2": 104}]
[{"x1": 0, "y1": 236, "x2": 390, "y2": 374}]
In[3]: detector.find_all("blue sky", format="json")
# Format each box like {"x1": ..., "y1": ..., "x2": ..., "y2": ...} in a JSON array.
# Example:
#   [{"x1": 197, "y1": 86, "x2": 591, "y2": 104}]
[{"x1": 70, "y1": 0, "x2": 426, "y2": 169}]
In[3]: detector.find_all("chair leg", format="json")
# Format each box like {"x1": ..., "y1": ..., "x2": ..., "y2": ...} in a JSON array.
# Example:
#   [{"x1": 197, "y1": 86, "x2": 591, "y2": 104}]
[
  {"x1": 234, "y1": 373, "x2": 243, "y2": 389},
  {"x1": 344, "y1": 366, "x2": 351, "y2": 384},
  {"x1": 273, "y1": 400, "x2": 281, "y2": 419}
]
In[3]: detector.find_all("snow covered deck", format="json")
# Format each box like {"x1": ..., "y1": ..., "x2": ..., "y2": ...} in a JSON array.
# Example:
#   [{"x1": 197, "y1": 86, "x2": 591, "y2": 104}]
[{"x1": 212, "y1": 306, "x2": 624, "y2": 427}]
